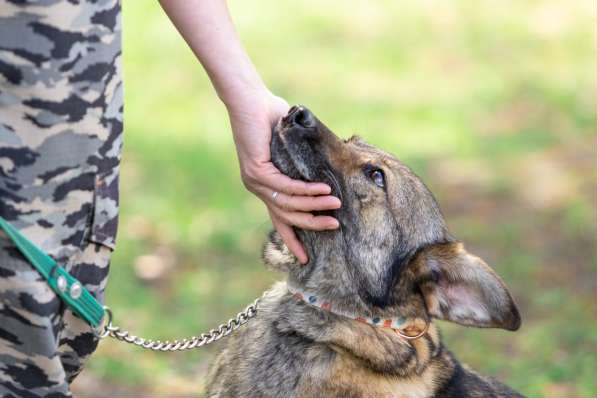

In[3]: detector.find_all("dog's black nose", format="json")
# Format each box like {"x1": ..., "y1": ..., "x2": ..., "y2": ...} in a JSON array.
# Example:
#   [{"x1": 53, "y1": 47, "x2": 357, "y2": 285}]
[{"x1": 285, "y1": 105, "x2": 316, "y2": 129}]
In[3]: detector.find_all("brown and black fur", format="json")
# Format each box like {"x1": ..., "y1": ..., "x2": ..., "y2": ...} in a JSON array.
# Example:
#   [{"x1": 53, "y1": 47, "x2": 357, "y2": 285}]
[{"x1": 205, "y1": 106, "x2": 524, "y2": 398}]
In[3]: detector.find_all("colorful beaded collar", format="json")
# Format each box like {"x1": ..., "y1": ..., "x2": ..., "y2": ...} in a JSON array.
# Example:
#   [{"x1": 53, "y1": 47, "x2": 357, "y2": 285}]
[{"x1": 287, "y1": 284, "x2": 429, "y2": 340}]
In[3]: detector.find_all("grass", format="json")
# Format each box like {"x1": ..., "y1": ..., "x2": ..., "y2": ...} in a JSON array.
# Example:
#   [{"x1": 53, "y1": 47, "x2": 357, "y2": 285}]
[{"x1": 72, "y1": 1, "x2": 597, "y2": 396}]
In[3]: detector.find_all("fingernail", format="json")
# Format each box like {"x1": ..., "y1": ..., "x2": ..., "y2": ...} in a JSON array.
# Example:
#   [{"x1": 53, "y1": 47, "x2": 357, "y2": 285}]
[{"x1": 330, "y1": 219, "x2": 340, "y2": 229}]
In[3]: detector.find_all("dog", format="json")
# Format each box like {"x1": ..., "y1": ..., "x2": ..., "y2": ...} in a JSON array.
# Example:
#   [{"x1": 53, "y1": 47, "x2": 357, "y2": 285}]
[{"x1": 205, "y1": 106, "x2": 524, "y2": 397}]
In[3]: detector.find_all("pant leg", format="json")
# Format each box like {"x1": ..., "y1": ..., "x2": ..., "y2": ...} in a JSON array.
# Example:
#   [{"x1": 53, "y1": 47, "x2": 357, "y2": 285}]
[
  {"x1": 0, "y1": 232, "x2": 70, "y2": 397},
  {"x1": 0, "y1": 232, "x2": 112, "y2": 396},
  {"x1": 58, "y1": 243, "x2": 111, "y2": 383}
]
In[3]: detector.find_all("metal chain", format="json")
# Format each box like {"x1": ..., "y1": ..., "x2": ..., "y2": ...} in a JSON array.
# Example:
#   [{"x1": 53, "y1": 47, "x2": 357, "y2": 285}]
[{"x1": 97, "y1": 292, "x2": 267, "y2": 352}]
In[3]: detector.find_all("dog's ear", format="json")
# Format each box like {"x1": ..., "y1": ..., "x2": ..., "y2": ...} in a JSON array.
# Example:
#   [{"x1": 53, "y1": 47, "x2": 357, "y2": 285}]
[
  {"x1": 262, "y1": 230, "x2": 300, "y2": 272},
  {"x1": 414, "y1": 242, "x2": 521, "y2": 331}
]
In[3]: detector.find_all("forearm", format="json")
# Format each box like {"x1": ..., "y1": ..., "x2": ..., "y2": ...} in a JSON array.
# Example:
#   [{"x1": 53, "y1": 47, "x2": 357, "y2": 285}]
[
  {"x1": 159, "y1": 0, "x2": 264, "y2": 110},
  {"x1": 160, "y1": 0, "x2": 339, "y2": 263}
]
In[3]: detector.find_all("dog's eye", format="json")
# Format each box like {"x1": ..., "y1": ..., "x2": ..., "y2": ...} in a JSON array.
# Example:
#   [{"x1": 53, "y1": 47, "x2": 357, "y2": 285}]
[{"x1": 369, "y1": 169, "x2": 385, "y2": 188}]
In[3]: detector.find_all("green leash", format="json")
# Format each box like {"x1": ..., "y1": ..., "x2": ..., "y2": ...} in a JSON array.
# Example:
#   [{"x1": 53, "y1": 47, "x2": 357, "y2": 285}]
[
  {"x1": 0, "y1": 216, "x2": 105, "y2": 329},
  {"x1": 0, "y1": 215, "x2": 263, "y2": 350}
]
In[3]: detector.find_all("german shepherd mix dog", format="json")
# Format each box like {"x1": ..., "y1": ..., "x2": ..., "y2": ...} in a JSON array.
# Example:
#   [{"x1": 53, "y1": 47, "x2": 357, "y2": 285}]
[{"x1": 206, "y1": 106, "x2": 524, "y2": 398}]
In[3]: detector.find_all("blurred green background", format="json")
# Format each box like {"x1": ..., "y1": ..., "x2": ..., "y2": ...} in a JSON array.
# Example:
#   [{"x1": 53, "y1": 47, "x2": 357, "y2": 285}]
[{"x1": 72, "y1": 0, "x2": 597, "y2": 397}]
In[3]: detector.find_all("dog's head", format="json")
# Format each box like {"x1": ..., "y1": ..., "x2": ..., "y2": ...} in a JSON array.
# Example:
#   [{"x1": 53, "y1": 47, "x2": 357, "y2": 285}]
[{"x1": 265, "y1": 106, "x2": 520, "y2": 331}]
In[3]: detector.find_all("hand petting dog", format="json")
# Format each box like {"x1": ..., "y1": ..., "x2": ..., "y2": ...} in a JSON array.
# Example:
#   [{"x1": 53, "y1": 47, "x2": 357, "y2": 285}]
[
  {"x1": 226, "y1": 90, "x2": 341, "y2": 265},
  {"x1": 160, "y1": 0, "x2": 341, "y2": 265}
]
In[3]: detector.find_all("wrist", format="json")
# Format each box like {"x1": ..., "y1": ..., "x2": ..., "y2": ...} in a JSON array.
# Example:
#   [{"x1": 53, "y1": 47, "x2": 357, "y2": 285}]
[
  {"x1": 222, "y1": 89, "x2": 268, "y2": 117},
  {"x1": 215, "y1": 71, "x2": 267, "y2": 112}
]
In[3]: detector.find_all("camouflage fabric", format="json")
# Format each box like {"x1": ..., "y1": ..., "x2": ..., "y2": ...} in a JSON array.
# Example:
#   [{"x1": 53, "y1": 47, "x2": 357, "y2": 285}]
[
  {"x1": 0, "y1": 0, "x2": 122, "y2": 395},
  {"x1": 0, "y1": 233, "x2": 112, "y2": 397}
]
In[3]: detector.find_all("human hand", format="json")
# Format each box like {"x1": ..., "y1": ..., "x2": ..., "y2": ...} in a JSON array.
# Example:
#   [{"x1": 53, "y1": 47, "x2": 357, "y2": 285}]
[
  {"x1": 226, "y1": 89, "x2": 341, "y2": 264},
  {"x1": 159, "y1": 0, "x2": 340, "y2": 264}
]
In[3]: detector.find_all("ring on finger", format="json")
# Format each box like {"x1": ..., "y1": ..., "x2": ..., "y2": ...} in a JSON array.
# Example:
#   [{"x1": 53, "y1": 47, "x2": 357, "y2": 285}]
[{"x1": 272, "y1": 191, "x2": 280, "y2": 201}]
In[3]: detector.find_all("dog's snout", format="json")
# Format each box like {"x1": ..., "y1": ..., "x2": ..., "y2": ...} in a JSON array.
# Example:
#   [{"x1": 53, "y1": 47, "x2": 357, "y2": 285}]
[
  {"x1": 285, "y1": 105, "x2": 316, "y2": 129},
  {"x1": 293, "y1": 107, "x2": 316, "y2": 128}
]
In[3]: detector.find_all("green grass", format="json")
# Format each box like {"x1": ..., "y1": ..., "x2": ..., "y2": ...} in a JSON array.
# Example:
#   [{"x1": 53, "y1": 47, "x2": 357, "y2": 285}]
[{"x1": 73, "y1": 1, "x2": 597, "y2": 396}]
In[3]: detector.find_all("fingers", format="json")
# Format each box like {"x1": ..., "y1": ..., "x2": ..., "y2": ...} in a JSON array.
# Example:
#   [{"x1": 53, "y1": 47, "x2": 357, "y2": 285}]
[
  {"x1": 243, "y1": 161, "x2": 341, "y2": 268},
  {"x1": 270, "y1": 207, "x2": 339, "y2": 231},
  {"x1": 247, "y1": 163, "x2": 342, "y2": 215},
  {"x1": 279, "y1": 176, "x2": 331, "y2": 197},
  {"x1": 271, "y1": 191, "x2": 341, "y2": 212},
  {"x1": 270, "y1": 211, "x2": 308, "y2": 265},
  {"x1": 256, "y1": 163, "x2": 332, "y2": 196}
]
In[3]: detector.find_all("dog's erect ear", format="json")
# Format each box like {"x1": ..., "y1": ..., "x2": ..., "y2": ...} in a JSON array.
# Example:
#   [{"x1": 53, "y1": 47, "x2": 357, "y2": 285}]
[
  {"x1": 262, "y1": 231, "x2": 300, "y2": 272},
  {"x1": 414, "y1": 242, "x2": 521, "y2": 331}
]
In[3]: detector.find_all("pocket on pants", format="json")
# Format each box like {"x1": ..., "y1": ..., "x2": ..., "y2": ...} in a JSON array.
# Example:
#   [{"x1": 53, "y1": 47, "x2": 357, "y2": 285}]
[{"x1": 88, "y1": 172, "x2": 120, "y2": 250}]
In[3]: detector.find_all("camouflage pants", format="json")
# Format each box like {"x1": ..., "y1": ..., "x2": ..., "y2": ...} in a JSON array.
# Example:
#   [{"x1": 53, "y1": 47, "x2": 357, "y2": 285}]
[{"x1": 0, "y1": 231, "x2": 111, "y2": 397}]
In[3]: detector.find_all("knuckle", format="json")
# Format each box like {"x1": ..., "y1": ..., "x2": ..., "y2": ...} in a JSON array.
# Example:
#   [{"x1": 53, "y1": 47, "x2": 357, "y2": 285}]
[
  {"x1": 241, "y1": 171, "x2": 257, "y2": 190},
  {"x1": 299, "y1": 214, "x2": 316, "y2": 230},
  {"x1": 309, "y1": 217, "x2": 322, "y2": 229},
  {"x1": 277, "y1": 211, "x2": 293, "y2": 225},
  {"x1": 278, "y1": 195, "x2": 291, "y2": 210},
  {"x1": 291, "y1": 196, "x2": 305, "y2": 212},
  {"x1": 242, "y1": 164, "x2": 261, "y2": 184},
  {"x1": 288, "y1": 196, "x2": 308, "y2": 211},
  {"x1": 282, "y1": 181, "x2": 296, "y2": 195},
  {"x1": 305, "y1": 199, "x2": 320, "y2": 212},
  {"x1": 299, "y1": 182, "x2": 312, "y2": 195},
  {"x1": 310, "y1": 197, "x2": 326, "y2": 210},
  {"x1": 295, "y1": 202, "x2": 309, "y2": 213},
  {"x1": 269, "y1": 206, "x2": 282, "y2": 220}
]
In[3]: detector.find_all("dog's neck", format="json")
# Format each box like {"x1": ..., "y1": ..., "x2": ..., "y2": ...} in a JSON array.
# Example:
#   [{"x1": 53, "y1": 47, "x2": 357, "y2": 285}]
[
  {"x1": 271, "y1": 281, "x2": 440, "y2": 377},
  {"x1": 287, "y1": 251, "x2": 429, "y2": 326},
  {"x1": 286, "y1": 282, "x2": 428, "y2": 339}
]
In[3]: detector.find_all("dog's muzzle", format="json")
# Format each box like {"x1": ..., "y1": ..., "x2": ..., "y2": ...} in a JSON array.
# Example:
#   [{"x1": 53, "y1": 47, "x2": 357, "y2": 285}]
[{"x1": 282, "y1": 105, "x2": 317, "y2": 129}]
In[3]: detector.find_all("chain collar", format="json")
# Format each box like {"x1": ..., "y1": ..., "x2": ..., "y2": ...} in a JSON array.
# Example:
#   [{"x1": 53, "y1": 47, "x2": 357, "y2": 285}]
[{"x1": 287, "y1": 284, "x2": 429, "y2": 340}]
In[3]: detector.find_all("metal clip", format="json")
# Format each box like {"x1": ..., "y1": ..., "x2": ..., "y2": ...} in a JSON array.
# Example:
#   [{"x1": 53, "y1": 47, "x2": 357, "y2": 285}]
[{"x1": 96, "y1": 306, "x2": 114, "y2": 339}]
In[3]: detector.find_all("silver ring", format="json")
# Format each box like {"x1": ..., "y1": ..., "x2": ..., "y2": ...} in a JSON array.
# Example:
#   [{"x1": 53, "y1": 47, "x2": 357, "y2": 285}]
[{"x1": 272, "y1": 191, "x2": 279, "y2": 201}]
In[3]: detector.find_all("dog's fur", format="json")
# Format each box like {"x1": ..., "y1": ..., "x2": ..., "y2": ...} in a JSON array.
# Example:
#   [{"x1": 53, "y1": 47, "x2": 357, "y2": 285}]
[{"x1": 205, "y1": 107, "x2": 524, "y2": 397}]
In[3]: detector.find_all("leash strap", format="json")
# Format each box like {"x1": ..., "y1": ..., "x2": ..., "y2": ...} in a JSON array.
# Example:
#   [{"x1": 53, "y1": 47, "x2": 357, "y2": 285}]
[{"x1": 0, "y1": 216, "x2": 105, "y2": 329}]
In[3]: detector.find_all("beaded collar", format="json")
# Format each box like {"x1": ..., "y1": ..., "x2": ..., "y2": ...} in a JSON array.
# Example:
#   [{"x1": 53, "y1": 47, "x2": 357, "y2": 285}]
[{"x1": 286, "y1": 284, "x2": 429, "y2": 340}]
